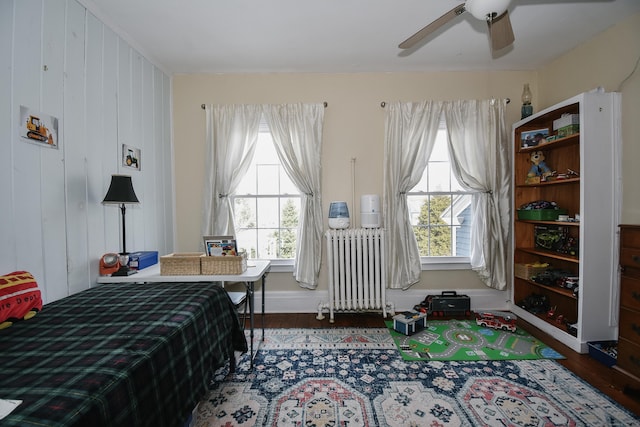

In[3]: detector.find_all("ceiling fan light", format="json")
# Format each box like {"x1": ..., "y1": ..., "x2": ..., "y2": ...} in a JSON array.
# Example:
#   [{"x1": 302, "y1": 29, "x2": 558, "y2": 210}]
[{"x1": 466, "y1": 0, "x2": 511, "y2": 20}]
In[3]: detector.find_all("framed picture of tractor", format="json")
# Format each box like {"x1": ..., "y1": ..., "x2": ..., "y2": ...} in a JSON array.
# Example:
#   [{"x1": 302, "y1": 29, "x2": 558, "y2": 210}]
[
  {"x1": 19, "y1": 105, "x2": 59, "y2": 149},
  {"x1": 122, "y1": 144, "x2": 141, "y2": 171}
]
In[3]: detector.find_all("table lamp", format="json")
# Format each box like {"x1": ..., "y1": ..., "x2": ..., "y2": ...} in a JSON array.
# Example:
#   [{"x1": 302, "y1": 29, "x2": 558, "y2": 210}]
[{"x1": 102, "y1": 174, "x2": 139, "y2": 276}]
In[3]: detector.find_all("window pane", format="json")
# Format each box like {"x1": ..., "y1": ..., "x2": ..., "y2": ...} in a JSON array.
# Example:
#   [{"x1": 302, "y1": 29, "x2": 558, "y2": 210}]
[
  {"x1": 232, "y1": 126, "x2": 301, "y2": 261},
  {"x1": 451, "y1": 194, "x2": 472, "y2": 257},
  {"x1": 408, "y1": 195, "x2": 428, "y2": 226},
  {"x1": 236, "y1": 228, "x2": 257, "y2": 258},
  {"x1": 275, "y1": 198, "x2": 297, "y2": 259},
  {"x1": 257, "y1": 197, "x2": 278, "y2": 227},
  {"x1": 257, "y1": 228, "x2": 277, "y2": 258},
  {"x1": 256, "y1": 164, "x2": 279, "y2": 194},
  {"x1": 408, "y1": 119, "x2": 476, "y2": 260},
  {"x1": 256, "y1": 133, "x2": 278, "y2": 161},
  {"x1": 412, "y1": 195, "x2": 451, "y2": 256},
  {"x1": 280, "y1": 197, "x2": 300, "y2": 228},
  {"x1": 234, "y1": 197, "x2": 256, "y2": 229},
  {"x1": 427, "y1": 161, "x2": 451, "y2": 192},
  {"x1": 429, "y1": 130, "x2": 449, "y2": 161}
]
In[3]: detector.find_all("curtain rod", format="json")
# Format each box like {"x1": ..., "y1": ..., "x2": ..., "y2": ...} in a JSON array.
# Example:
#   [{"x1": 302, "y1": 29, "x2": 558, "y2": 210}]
[
  {"x1": 201, "y1": 102, "x2": 328, "y2": 109},
  {"x1": 379, "y1": 98, "x2": 511, "y2": 108}
]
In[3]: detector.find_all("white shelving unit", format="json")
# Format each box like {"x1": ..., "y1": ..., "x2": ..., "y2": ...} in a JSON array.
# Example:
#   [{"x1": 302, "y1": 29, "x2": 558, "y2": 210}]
[{"x1": 510, "y1": 91, "x2": 622, "y2": 353}]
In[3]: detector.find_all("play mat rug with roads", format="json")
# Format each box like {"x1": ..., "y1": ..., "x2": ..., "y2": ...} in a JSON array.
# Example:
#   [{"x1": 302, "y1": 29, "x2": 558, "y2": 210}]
[{"x1": 386, "y1": 318, "x2": 564, "y2": 361}]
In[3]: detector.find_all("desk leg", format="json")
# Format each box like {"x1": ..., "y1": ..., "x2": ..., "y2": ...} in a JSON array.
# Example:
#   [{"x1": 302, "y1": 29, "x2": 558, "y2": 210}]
[
  {"x1": 246, "y1": 280, "x2": 255, "y2": 368},
  {"x1": 261, "y1": 272, "x2": 266, "y2": 342},
  {"x1": 245, "y1": 274, "x2": 267, "y2": 369}
]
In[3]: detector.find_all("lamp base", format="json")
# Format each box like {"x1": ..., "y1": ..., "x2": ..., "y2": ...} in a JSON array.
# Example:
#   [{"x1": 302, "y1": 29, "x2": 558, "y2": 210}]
[{"x1": 112, "y1": 266, "x2": 137, "y2": 276}]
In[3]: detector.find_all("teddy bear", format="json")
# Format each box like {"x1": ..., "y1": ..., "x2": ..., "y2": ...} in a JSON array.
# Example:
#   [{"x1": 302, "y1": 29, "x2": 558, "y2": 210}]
[{"x1": 527, "y1": 150, "x2": 553, "y2": 183}]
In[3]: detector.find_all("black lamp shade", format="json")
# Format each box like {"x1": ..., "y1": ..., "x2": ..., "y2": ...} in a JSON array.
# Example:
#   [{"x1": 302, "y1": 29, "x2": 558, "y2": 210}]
[{"x1": 102, "y1": 175, "x2": 139, "y2": 204}]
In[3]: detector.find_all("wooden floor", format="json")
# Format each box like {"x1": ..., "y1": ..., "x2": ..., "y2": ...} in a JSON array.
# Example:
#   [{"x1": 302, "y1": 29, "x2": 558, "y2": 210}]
[{"x1": 245, "y1": 312, "x2": 640, "y2": 417}]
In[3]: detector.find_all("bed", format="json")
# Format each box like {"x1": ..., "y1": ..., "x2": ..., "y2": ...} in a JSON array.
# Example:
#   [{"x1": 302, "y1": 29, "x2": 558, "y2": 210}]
[{"x1": 0, "y1": 281, "x2": 247, "y2": 426}]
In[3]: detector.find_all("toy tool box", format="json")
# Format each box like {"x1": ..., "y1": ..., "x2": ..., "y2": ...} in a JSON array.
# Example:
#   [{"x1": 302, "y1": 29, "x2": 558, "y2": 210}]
[
  {"x1": 421, "y1": 291, "x2": 471, "y2": 317},
  {"x1": 393, "y1": 311, "x2": 427, "y2": 336}
]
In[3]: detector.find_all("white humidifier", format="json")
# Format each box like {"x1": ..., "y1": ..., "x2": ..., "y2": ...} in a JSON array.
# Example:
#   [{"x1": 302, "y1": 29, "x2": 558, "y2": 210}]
[
  {"x1": 360, "y1": 194, "x2": 381, "y2": 228},
  {"x1": 328, "y1": 201, "x2": 350, "y2": 229}
]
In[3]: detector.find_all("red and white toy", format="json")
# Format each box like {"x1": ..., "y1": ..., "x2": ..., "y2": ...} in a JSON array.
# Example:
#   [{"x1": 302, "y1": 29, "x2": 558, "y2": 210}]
[{"x1": 475, "y1": 310, "x2": 517, "y2": 332}]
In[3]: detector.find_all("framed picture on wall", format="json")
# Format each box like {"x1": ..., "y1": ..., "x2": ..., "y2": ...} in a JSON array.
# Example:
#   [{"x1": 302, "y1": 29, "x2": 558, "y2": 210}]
[
  {"x1": 122, "y1": 144, "x2": 141, "y2": 170},
  {"x1": 18, "y1": 105, "x2": 59, "y2": 149}
]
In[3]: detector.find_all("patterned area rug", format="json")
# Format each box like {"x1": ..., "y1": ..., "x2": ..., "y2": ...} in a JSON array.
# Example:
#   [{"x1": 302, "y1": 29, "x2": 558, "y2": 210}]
[{"x1": 193, "y1": 328, "x2": 639, "y2": 426}]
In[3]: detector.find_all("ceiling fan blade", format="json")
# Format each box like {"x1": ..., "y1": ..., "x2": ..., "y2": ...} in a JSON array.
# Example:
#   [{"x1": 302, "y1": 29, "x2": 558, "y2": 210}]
[
  {"x1": 488, "y1": 11, "x2": 515, "y2": 52},
  {"x1": 399, "y1": 4, "x2": 466, "y2": 49}
]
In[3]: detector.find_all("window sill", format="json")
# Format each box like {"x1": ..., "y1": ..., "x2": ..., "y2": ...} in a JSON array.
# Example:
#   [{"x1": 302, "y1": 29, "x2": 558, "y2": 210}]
[
  {"x1": 251, "y1": 259, "x2": 469, "y2": 273},
  {"x1": 420, "y1": 257, "x2": 471, "y2": 271},
  {"x1": 251, "y1": 259, "x2": 294, "y2": 273}
]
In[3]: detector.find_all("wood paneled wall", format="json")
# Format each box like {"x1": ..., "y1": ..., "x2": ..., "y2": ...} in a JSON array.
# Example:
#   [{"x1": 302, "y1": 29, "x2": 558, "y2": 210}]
[{"x1": 0, "y1": 0, "x2": 174, "y2": 303}]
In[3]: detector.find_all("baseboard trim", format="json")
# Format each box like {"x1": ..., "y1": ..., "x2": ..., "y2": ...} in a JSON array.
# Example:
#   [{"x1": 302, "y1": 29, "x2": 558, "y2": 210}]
[{"x1": 256, "y1": 288, "x2": 511, "y2": 315}]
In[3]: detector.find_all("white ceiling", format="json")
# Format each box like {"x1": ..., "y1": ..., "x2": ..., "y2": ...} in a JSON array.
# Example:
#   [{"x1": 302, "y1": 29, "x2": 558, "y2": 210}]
[{"x1": 81, "y1": 0, "x2": 640, "y2": 75}]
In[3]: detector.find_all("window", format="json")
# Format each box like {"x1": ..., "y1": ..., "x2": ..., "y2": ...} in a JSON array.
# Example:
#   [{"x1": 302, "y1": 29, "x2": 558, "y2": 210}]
[
  {"x1": 407, "y1": 120, "x2": 477, "y2": 265},
  {"x1": 233, "y1": 123, "x2": 300, "y2": 262}
]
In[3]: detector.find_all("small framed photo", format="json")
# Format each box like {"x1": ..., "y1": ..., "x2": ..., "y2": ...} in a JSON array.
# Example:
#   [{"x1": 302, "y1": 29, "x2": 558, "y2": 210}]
[
  {"x1": 203, "y1": 235, "x2": 237, "y2": 256},
  {"x1": 521, "y1": 128, "x2": 549, "y2": 148},
  {"x1": 122, "y1": 144, "x2": 141, "y2": 170},
  {"x1": 19, "y1": 106, "x2": 59, "y2": 149}
]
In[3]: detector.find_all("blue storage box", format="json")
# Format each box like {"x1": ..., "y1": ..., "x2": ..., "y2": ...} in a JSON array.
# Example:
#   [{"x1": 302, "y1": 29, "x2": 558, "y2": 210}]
[
  {"x1": 393, "y1": 311, "x2": 427, "y2": 336},
  {"x1": 587, "y1": 341, "x2": 617, "y2": 367},
  {"x1": 128, "y1": 251, "x2": 158, "y2": 270}
]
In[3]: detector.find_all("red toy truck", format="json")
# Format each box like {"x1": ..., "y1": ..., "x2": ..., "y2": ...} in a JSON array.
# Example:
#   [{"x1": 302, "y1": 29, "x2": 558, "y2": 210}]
[{"x1": 475, "y1": 310, "x2": 517, "y2": 332}]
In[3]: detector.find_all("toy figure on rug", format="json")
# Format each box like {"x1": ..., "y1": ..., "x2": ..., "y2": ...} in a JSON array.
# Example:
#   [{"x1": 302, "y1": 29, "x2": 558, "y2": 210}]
[{"x1": 526, "y1": 150, "x2": 553, "y2": 184}]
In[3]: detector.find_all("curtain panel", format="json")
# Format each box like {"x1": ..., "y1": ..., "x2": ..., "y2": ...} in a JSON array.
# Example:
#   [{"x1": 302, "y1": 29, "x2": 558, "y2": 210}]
[
  {"x1": 202, "y1": 103, "x2": 324, "y2": 289},
  {"x1": 263, "y1": 103, "x2": 324, "y2": 289},
  {"x1": 383, "y1": 99, "x2": 510, "y2": 290},
  {"x1": 443, "y1": 99, "x2": 511, "y2": 290},
  {"x1": 382, "y1": 101, "x2": 443, "y2": 289},
  {"x1": 201, "y1": 104, "x2": 262, "y2": 238}
]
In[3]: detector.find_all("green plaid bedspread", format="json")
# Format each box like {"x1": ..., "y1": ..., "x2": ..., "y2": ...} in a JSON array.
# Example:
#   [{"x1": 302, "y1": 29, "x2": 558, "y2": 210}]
[{"x1": 0, "y1": 282, "x2": 247, "y2": 426}]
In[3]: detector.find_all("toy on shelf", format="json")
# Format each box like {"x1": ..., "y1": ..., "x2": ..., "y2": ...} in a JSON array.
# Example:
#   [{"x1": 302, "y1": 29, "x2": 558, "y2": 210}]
[{"x1": 526, "y1": 151, "x2": 553, "y2": 184}]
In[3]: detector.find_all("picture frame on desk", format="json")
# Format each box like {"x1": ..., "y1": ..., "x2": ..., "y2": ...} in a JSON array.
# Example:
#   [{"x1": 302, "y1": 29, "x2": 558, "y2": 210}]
[{"x1": 203, "y1": 235, "x2": 237, "y2": 256}]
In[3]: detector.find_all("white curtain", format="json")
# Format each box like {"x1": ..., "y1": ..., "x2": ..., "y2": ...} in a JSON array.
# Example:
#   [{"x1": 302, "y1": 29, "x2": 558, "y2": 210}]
[
  {"x1": 443, "y1": 99, "x2": 511, "y2": 290},
  {"x1": 263, "y1": 103, "x2": 324, "y2": 289},
  {"x1": 383, "y1": 101, "x2": 443, "y2": 289},
  {"x1": 201, "y1": 104, "x2": 262, "y2": 238}
]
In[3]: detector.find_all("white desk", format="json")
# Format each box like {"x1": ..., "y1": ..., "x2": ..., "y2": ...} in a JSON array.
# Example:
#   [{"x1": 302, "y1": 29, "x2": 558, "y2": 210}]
[{"x1": 96, "y1": 260, "x2": 271, "y2": 367}]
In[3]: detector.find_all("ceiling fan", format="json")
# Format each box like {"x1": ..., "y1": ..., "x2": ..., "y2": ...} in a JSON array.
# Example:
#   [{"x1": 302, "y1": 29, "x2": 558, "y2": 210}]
[{"x1": 399, "y1": 0, "x2": 515, "y2": 53}]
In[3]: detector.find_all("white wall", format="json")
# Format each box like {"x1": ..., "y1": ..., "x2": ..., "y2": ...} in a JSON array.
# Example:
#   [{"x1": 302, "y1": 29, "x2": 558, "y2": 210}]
[
  {"x1": 171, "y1": 14, "x2": 640, "y2": 313},
  {"x1": 0, "y1": 0, "x2": 174, "y2": 303},
  {"x1": 172, "y1": 71, "x2": 535, "y2": 301}
]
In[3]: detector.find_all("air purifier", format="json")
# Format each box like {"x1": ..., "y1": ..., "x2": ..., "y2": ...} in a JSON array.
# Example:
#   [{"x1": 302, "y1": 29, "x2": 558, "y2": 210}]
[
  {"x1": 360, "y1": 194, "x2": 381, "y2": 228},
  {"x1": 328, "y1": 201, "x2": 350, "y2": 229}
]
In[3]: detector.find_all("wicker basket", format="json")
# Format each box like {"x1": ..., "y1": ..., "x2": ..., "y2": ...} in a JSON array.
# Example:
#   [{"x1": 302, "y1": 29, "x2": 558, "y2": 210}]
[
  {"x1": 160, "y1": 252, "x2": 205, "y2": 275},
  {"x1": 201, "y1": 251, "x2": 248, "y2": 275},
  {"x1": 515, "y1": 263, "x2": 548, "y2": 280}
]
